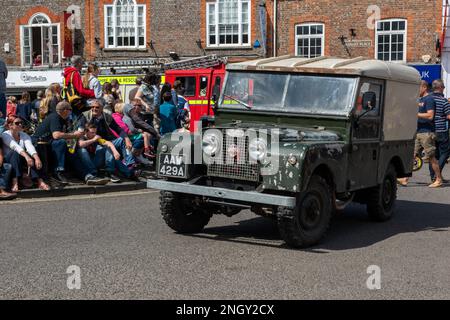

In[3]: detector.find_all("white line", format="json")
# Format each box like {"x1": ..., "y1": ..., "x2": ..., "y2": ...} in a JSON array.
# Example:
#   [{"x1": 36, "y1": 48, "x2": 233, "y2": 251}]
[{"x1": 0, "y1": 190, "x2": 160, "y2": 205}]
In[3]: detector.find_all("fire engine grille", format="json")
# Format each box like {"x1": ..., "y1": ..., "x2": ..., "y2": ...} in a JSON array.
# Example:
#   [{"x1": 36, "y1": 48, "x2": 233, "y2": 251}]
[{"x1": 207, "y1": 133, "x2": 260, "y2": 182}]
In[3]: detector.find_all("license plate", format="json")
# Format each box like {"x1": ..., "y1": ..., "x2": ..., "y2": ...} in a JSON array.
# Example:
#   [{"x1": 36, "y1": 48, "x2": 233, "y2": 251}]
[{"x1": 159, "y1": 154, "x2": 187, "y2": 178}]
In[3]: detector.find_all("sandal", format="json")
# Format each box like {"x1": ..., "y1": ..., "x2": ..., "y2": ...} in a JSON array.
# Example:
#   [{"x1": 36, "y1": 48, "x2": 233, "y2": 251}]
[
  {"x1": 37, "y1": 181, "x2": 51, "y2": 191},
  {"x1": 11, "y1": 181, "x2": 19, "y2": 193}
]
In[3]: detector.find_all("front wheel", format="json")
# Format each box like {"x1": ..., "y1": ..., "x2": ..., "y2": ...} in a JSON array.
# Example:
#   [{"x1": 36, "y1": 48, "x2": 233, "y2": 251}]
[
  {"x1": 160, "y1": 191, "x2": 212, "y2": 233},
  {"x1": 277, "y1": 175, "x2": 332, "y2": 248},
  {"x1": 366, "y1": 164, "x2": 397, "y2": 222}
]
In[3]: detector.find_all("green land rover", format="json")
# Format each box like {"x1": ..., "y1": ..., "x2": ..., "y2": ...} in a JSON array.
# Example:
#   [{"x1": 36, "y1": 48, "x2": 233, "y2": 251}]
[{"x1": 148, "y1": 56, "x2": 421, "y2": 248}]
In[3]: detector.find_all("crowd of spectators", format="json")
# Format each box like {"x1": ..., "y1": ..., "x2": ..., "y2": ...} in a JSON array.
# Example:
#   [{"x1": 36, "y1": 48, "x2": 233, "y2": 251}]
[{"x1": 0, "y1": 56, "x2": 191, "y2": 200}]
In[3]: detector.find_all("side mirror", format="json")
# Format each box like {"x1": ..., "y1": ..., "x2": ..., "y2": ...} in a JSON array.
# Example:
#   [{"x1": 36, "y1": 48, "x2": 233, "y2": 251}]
[{"x1": 362, "y1": 91, "x2": 377, "y2": 111}]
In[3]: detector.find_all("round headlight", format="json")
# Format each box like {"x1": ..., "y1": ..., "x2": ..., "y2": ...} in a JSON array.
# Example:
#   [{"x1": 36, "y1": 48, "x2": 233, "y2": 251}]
[
  {"x1": 249, "y1": 138, "x2": 267, "y2": 161},
  {"x1": 161, "y1": 144, "x2": 168, "y2": 153},
  {"x1": 202, "y1": 131, "x2": 221, "y2": 156}
]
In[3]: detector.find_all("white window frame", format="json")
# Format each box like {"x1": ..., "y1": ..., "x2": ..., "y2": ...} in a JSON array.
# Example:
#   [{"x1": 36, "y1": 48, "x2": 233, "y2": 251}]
[
  {"x1": 375, "y1": 18, "x2": 407, "y2": 63},
  {"x1": 104, "y1": 0, "x2": 146, "y2": 49},
  {"x1": 295, "y1": 23, "x2": 325, "y2": 58},
  {"x1": 206, "y1": 0, "x2": 251, "y2": 48},
  {"x1": 20, "y1": 13, "x2": 61, "y2": 67}
]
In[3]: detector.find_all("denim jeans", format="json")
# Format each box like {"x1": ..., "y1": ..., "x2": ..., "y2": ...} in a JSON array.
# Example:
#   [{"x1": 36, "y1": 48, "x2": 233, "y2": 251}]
[
  {"x1": 429, "y1": 130, "x2": 450, "y2": 179},
  {"x1": 0, "y1": 93, "x2": 6, "y2": 119},
  {"x1": 5, "y1": 152, "x2": 40, "y2": 179},
  {"x1": 112, "y1": 137, "x2": 135, "y2": 166},
  {"x1": 51, "y1": 139, "x2": 68, "y2": 172},
  {"x1": 104, "y1": 138, "x2": 133, "y2": 177},
  {"x1": 75, "y1": 147, "x2": 104, "y2": 179},
  {"x1": 0, "y1": 163, "x2": 12, "y2": 189}
]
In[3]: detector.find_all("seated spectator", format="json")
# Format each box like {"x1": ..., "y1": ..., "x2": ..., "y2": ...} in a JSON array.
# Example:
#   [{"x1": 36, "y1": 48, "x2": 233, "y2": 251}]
[
  {"x1": 0, "y1": 137, "x2": 16, "y2": 200},
  {"x1": 48, "y1": 83, "x2": 62, "y2": 114},
  {"x1": 32, "y1": 101, "x2": 85, "y2": 184},
  {"x1": 159, "y1": 92, "x2": 177, "y2": 136},
  {"x1": 39, "y1": 89, "x2": 54, "y2": 122},
  {"x1": 76, "y1": 99, "x2": 134, "y2": 167},
  {"x1": 2, "y1": 115, "x2": 50, "y2": 191},
  {"x1": 110, "y1": 79, "x2": 123, "y2": 101},
  {"x1": 16, "y1": 91, "x2": 33, "y2": 123},
  {"x1": 31, "y1": 90, "x2": 44, "y2": 123},
  {"x1": 116, "y1": 102, "x2": 154, "y2": 159},
  {"x1": 78, "y1": 123, "x2": 139, "y2": 183},
  {"x1": 6, "y1": 96, "x2": 17, "y2": 117},
  {"x1": 103, "y1": 94, "x2": 115, "y2": 115}
]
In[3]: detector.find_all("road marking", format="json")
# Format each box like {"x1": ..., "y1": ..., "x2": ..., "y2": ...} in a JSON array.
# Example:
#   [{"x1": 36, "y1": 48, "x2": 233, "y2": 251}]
[{"x1": 0, "y1": 190, "x2": 160, "y2": 205}]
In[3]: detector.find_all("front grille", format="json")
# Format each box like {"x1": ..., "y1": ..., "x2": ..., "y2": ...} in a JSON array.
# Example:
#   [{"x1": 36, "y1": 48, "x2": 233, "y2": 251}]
[{"x1": 207, "y1": 132, "x2": 260, "y2": 182}]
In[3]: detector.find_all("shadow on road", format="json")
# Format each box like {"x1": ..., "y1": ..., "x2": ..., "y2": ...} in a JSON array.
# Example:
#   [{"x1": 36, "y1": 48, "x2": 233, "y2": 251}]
[{"x1": 187, "y1": 200, "x2": 450, "y2": 252}]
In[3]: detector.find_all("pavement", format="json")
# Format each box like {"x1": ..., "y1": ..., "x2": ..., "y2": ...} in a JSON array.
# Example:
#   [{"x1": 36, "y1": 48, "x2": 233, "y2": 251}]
[
  {"x1": 0, "y1": 166, "x2": 449, "y2": 299},
  {"x1": 6, "y1": 170, "x2": 156, "y2": 199}
]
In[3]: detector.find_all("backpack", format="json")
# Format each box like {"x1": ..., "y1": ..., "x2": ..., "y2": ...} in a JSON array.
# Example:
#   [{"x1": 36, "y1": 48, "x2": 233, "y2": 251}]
[{"x1": 62, "y1": 72, "x2": 84, "y2": 111}]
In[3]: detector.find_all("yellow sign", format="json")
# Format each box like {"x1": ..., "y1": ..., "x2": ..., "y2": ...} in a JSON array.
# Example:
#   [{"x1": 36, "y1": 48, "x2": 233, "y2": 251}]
[
  {"x1": 98, "y1": 76, "x2": 139, "y2": 85},
  {"x1": 98, "y1": 75, "x2": 166, "y2": 85}
]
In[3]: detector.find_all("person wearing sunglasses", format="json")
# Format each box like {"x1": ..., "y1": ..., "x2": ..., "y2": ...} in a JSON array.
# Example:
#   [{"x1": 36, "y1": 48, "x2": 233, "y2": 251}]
[{"x1": 1, "y1": 115, "x2": 50, "y2": 191}]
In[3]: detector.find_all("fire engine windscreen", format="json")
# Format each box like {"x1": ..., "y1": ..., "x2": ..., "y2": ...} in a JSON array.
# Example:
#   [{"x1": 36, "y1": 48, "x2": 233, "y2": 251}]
[{"x1": 220, "y1": 72, "x2": 357, "y2": 116}]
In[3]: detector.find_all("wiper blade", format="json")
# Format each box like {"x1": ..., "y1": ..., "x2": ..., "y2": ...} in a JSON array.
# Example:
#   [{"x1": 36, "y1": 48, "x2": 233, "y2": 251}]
[{"x1": 222, "y1": 94, "x2": 252, "y2": 110}]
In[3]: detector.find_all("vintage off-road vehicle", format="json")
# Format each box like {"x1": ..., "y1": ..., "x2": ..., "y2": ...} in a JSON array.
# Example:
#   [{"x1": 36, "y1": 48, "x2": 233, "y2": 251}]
[{"x1": 148, "y1": 56, "x2": 421, "y2": 248}]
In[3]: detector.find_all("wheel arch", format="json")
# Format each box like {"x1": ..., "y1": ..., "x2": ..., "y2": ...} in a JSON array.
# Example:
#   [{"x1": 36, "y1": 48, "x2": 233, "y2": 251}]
[{"x1": 302, "y1": 163, "x2": 335, "y2": 192}]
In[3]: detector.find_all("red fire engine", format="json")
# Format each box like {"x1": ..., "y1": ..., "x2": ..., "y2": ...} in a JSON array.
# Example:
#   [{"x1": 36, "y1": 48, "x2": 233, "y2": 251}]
[{"x1": 163, "y1": 55, "x2": 227, "y2": 132}]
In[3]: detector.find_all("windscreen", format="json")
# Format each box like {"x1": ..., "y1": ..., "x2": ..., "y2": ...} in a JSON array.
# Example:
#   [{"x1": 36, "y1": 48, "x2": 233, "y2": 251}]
[{"x1": 220, "y1": 71, "x2": 357, "y2": 116}]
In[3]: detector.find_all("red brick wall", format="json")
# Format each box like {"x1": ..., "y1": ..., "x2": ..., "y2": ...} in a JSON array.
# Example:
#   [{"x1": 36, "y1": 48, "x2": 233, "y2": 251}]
[
  {"x1": 274, "y1": 0, "x2": 443, "y2": 63},
  {"x1": 1, "y1": 0, "x2": 443, "y2": 66}
]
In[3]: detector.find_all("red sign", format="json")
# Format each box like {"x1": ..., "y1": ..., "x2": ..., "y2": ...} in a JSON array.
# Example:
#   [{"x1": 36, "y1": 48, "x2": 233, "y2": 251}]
[{"x1": 63, "y1": 12, "x2": 73, "y2": 58}]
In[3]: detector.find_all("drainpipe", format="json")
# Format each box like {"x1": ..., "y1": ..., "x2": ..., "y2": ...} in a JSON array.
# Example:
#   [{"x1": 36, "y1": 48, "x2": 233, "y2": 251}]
[{"x1": 273, "y1": 0, "x2": 277, "y2": 57}]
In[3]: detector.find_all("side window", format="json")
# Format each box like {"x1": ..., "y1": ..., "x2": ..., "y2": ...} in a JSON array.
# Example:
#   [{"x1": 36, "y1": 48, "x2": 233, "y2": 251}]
[
  {"x1": 199, "y1": 76, "x2": 208, "y2": 97},
  {"x1": 175, "y1": 76, "x2": 196, "y2": 97},
  {"x1": 355, "y1": 82, "x2": 382, "y2": 117},
  {"x1": 212, "y1": 76, "x2": 221, "y2": 98}
]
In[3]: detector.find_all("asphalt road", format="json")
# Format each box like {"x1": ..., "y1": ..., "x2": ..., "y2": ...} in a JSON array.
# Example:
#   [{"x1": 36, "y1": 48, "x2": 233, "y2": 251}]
[{"x1": 0, "y1": 167, "x2": 449, "y2": 300}]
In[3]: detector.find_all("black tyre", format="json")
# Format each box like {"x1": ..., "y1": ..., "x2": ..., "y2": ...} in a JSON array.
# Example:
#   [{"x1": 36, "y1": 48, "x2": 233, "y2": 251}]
[
  {"x1": 277, "y1": 175, "x2": 332, "y2": 248},
  {"x1": 160, "y1": 191, "x2": 212, "y2": 233},
  {"x1": 366, "y1": 164, "x2": 397, "y2": 222}
]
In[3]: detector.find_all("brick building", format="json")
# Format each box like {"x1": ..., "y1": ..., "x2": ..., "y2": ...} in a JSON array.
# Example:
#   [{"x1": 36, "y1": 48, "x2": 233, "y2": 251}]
[
  {"x1": 0, "y1": 0, "x2": 445, "y2": 90},
  {"x1": 275, "y1": 0, "x2": 443, "y2": 64}
]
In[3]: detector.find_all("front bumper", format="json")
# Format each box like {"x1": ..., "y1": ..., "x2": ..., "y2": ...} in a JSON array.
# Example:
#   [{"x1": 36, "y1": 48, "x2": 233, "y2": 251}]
[{"x1": 147, "y1": 179, "x2": 296, "y2": 208}]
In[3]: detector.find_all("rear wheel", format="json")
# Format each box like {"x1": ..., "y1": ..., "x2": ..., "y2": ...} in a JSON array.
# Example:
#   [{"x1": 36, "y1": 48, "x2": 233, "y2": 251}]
[
  {"x1": 366, "y1": 164, "x2": 397, "y2": 222},
  {"x1": 160, "y1": 191, "x2": 212, "y2": 233},
  {"x1": 277, "y1": 175, "x2": 332, "y2": 248}
]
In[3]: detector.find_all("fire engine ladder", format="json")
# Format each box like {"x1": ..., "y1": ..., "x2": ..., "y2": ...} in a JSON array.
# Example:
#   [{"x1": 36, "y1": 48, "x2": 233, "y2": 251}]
[{"x1": 163, "y1": 55, "x2": 227, "y2": 70}]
